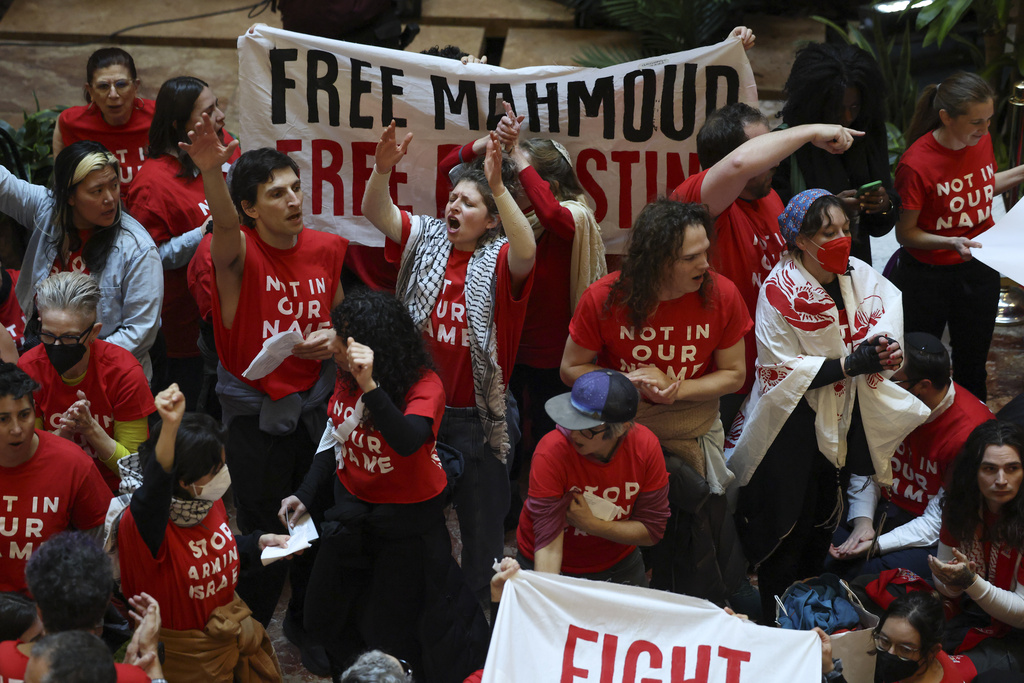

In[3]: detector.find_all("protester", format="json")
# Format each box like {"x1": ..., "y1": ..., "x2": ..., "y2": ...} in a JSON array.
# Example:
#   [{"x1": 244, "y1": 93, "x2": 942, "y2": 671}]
[
  {"x1": 562, "y1": 199, "x2": 750, "y2": 604},
  {"x1": 829, "y1": 332, "x2": 994, "y2": 579},
  {"x1": 930, "y1": 420, "x2": 1024, "y2": 672},
  {"x1": 816, "y1": 592, "x2": 974, "y2": 683},
  {"x1": 114, "y1": 384, "x2": 286, "y2": 682},
  {"x1": 363, "y1": 121, "x2": 535, "y2": 603},
  {"x1": 774, "y1": 42, "x2": 898, "y2": 264},
  {"x1": 126, "y1": 76, "x2": 240, "y2": 407},
  {"x1": 280, "y1": 289, "x2": 489, "y2": 680},
  {"x1": 0, "y1": 532, "x2": 152, "y2": 682},
  {"x1": 181, "y1": 113, "x2": 346, "y2": 671},
  {"x1": 18, "y1": 272, "x2": 153, "y2": 492},
  {"x1": 0, "y1": 363, "x2": 111, "y2": 594},
  {"x1": 2, "y1": 141, "x2": 162, "y2": 378},
  {"x1": 891, "y1": 71, "x2": 1024, "y2": 402},
  {"x1": 516, "y1": 369, "x2": 669, "y2": 586},
  {"x1": 52, "y1": 47, "x2": 155, "y2": 199},
  {"x1": 727, "y1": 189, "x2": 927, "y2": 622}
]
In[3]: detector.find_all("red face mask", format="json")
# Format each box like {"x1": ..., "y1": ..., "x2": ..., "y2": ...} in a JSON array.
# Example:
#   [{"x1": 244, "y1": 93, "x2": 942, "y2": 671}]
[{"x1": 806, "y1": 235, "x2": 852, "y2": 274}]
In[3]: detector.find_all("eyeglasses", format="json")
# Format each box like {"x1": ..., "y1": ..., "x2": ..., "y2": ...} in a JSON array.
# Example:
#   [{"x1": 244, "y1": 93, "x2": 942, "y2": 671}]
[
  {"x1": 92, "y1": 79, "x2": 135, "y2": 95},
  {"x1": 579, "y1": 425, "x2": 610, "y2": 439},
  {"x1": 39, "y1": 323, "x2": 95, "y2": 346},
  {"x1": 892, "y1": 377, "x2": 917, "y2": 389},
  {"x1": 396, "y1": 658, "x2": 413, "y2": 678},
  {"x1": 873, "y1": 632, "x2": 921, "y2": 661}
]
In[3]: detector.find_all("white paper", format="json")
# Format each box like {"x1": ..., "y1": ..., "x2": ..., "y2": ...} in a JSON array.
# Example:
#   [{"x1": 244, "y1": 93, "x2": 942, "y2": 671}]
[
  {"x1": 582, "y1": 491, "x2": 626, "y2": 521},
  {"x1": 260, "y1": 513, "x2": 319, "y2": 566},
  {"x1": 241, "y1": 330, "x2": 304, "y2": 380},
  {"x1": 971, "y1": 198, "x2": 1024, "y2": 283}
]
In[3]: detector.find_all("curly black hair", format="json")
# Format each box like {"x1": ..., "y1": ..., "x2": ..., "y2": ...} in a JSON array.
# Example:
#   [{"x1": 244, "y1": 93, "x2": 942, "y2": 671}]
[
  {"x1": 781, "y1": 43, "x2": 887, "y2": 135},
  {"x1": 606, "y1": 199, "x2": 715, "y2": 328},
  {"x1": 25, "y1": 532, "x2": 113, "y2": 633},
  {"x1": 0, "y1": 361, "x2": 39, "y2": 403},
  {"x1": 943, "y1": 420, "x2": 1024, "y2": 549},
  {"x1": 331, "y1": 288, "x2": 434, "y2": 412}
]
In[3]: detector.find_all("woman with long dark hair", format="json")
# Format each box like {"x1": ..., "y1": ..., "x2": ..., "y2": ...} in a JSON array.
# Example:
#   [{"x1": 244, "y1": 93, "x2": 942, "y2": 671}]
[
  {"x1": 930, "y1": 420, "x2": 1024, "y2": 672},
  {"x1": 892, "y1": 72, "x2": 1024, "y2": 402},
  {"x1": 125, "y1": 76, "x2": 240, "y2": 406},
  {"x1": 279, "y1": 289, "x2": 489, "y2": 680},
  {"x1": 727, "y1": 189, "x2": 925, "y2": 622},
  {"x1": 561, "y1": 198, "x2": 751, "y2": 604},
  {"x1": 775, "y1": 42, "x2": 898, "y2": 264},
  {"x1": 52, "y1": 47, "x2": 155, "y2": 198},
  {"x1": 2, "y1": 140, "x2": 162, "y2": 377}
]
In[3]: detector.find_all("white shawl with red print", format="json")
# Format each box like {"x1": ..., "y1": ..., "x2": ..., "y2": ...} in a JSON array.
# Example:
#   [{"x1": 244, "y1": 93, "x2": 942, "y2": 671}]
[{"x1": 725, "y1": 254, "x2": 929, "y2": 488}]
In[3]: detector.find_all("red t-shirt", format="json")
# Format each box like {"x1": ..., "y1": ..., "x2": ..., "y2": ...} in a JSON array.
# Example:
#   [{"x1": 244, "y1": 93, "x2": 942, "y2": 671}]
[
  {"x1": 212, "y1": 226, "x2": 347, "y2": 400},
  {"x1": 118, "y1": 500, "x2": 239, "y2": 632},
  {"x1": 0, "y1": 431, "x2": 111, "y2": 594},
  {"x1": 936, "y1": 650, "x2": 974, "y2": 683},
  {"x1": 57, "y1": 99, "x2": 156, "y2": 199},
  {"x1": 18, "y1": 340, "x2": 153, "y2": 492},
  {"x1": 890, "y1": 384, "x2": 993, "y2": 516},
  {"x1": 386, "y1": 213, "x2": 533, "y2": 407},
  {"x1": 50, "y1": 228, "x2": 92, "y2": 276},
  {"x1": 517, "y1": 424, "x2": 669, "y2": 573},
  {"x1": 671, "y1": 170, "x2": 787, "y2": 393},
  {"x1": 940, "y1": 509, "x2": 1024, "y2": 590},
  {"x1": 0, "y1": 269, "x2": 24, "y2": 350},
  {"x1": 343, "y1": 244, "x2": 399, "y2": 293},
  {"x1": 896, "y1": 132, "x2": 996, "y2": 266},
  {"x1": 188, "y1": 233, "x2": 215, "y2": 323},
  {"x1": 0, "y1": 640, "x2": 150, "y2": 682},
  {"x1": 124, "y1": 142, "x2": 238, "y2": 358},
  {"x1": 329, "y1": 371, "x2": 448, "y2": 504},
  {"x1": 569, "y1": 271, "x2": 751, "y2": 384}
]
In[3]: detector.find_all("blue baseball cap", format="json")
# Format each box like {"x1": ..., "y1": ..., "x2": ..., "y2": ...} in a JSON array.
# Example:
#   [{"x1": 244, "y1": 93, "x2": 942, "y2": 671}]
[{"x1": 545, "y1": 370, "x2": 639, "y2": 430}]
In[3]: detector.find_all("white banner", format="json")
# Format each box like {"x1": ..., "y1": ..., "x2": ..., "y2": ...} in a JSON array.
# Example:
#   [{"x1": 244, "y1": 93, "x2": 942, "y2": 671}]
[
  {"x1": 971, "y1": 196, "x2": 1024, "y2": 284},
  {"x1": 482, "y1": 570, "x2": 820, "y2": 683},
  {"x1": 236, "y1": 25, "x2": 758, "y2": 252}
]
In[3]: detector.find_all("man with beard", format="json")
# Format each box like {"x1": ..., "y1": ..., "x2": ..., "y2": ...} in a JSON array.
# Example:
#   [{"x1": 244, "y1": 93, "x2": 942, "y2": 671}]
[{"x1": 671, "y1": 103, "x2": 859, "y2": 420}]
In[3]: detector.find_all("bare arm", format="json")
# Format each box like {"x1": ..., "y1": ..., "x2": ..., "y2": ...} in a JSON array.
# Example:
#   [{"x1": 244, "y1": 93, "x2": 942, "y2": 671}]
[
  {"x1": 179, "y1": 113, "x2": 244, "y2": 327},
  {"x1": 560, "y1": 337, "x2": 601, "y2": 388},
  {"x1": 363, "y1": 120, "x2": 412, "y2": 243},
  {"x1": 895, "y1": 207, "x2": 980, "y2": 260},
  {"x1": 994, "y1": 164, "x2": 1024, "y2": 195},
  {"x1": 0, "y1": 326, "x2": 16, "y2": 363},
  {"x1": 701, "y1": 124, "x2": 862, "y2": 218},
  {"x1": 485, "y1": 133, "x2": 535, "y2": 289},
  {"x1": 533, "y1": 529, "x2": 564, "y2": 574},
  {"x1": 566, "y1": 493, "x2": 654, "y2": 545}
]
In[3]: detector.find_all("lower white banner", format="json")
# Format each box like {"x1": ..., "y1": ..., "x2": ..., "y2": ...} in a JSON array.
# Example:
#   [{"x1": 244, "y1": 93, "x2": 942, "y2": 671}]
[{"x1": 482, "y1": 570, "x2": 821, "y2": 683}]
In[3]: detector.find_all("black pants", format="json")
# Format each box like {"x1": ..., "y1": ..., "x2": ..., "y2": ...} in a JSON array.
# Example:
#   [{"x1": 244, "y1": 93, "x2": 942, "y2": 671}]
[
  {"x1": 227, "y1": 413, "x2": 317, "y2": 626},
  {"x1": 508, "y1": 364, "x2": 564, "y2": 524},
  {"x1": 889, "y1": 250, "x2": 1000, "y2": 402}
]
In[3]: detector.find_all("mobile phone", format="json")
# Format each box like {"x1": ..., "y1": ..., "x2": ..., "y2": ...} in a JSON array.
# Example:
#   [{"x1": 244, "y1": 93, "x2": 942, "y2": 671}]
[{"x1": 857, "y1": 180, "x2": 883, "y2": 196}]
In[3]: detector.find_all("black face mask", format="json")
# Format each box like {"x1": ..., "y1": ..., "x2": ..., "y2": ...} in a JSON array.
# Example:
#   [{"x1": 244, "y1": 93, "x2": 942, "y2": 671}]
[
  {"x1": 43, "y1": 342, "x2": 88, "y2": 376},
  {"x1": 874, "y1": 650, "x2": 923, "y2": 683}
]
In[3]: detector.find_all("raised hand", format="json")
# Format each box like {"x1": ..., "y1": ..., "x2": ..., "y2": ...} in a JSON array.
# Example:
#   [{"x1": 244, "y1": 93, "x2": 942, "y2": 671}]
[
  {"x1": 484, "y1": 131, "x2": 505, "y2": 195},
  {"x1": 154, "y1": 383, "x2": 185, "y2": 427},
  {"x1": 346, "y1": 337, "x2": 376, "y2": 392},
  {"x1": 179, "y1": 112, "x2": 239, "y2": 174},
  {"x1": 374, "y1": 120, "x2": 413, "y2": 174}
]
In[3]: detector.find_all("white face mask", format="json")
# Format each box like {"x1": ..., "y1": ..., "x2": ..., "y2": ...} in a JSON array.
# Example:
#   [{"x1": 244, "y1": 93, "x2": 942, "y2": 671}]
[{"x1": 191, "y1": 465, "x2": 231, "y2": 502}]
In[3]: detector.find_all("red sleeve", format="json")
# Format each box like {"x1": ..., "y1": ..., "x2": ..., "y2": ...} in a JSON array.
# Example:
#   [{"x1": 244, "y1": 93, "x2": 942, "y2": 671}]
[
  {"x1": 568, "y1": 279, "x2": 608, "y2": 353},
  {"x1": 463, "y1": 670, "x2": 484, "y2": 683},
  {"x1": 520, "y1": 166, "x2": 576, "y2": 241},
  {"x1": 894, "y1": 156, "x2": 928, "y2": 212},
  {"x1": 715, "y1": 277, "x2": 754, "y2": 350},
  {"x1": 403, "y1": 372, "x2": 446, "y2": 428},
  {"x1": 187, "y1": 234, "x2": 214, "y2": 322},
  {"x1": 669, "y1": 169, "x2": 707, "y2": 204},
  {"x1": 439, "y1": 141, "x2": 478, "y2": 178},
  {"x1": 114, "y1": 663, "x2": 152, "y2": 682},
  {"x1": 70, "y1": 457, "x2": 114, "y2": 531},
  {"x1": 111, "y1": 359, "x2": 155, "y2": 423},
  {"x1": 384, "y1": 211, "x2": 413, "y2": 265}
]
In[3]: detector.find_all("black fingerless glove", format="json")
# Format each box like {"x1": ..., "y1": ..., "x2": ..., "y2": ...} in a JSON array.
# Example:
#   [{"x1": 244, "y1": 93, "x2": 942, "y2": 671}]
[{"x1": 844, "y1": 336, "x2": 887, "y2": 376}]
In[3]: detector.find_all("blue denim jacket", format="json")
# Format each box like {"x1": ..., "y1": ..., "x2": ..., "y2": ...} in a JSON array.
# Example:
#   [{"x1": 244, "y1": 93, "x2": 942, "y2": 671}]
[{"x1": 2, "y1": 165, "x2": 162, "y2": 378}]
